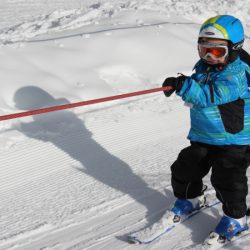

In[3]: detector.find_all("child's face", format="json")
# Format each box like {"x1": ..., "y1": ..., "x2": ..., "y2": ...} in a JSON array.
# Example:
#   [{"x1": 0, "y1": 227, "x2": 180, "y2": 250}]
[{"x1": 198, "y1": 38, "x2": 229, "y2": 65}]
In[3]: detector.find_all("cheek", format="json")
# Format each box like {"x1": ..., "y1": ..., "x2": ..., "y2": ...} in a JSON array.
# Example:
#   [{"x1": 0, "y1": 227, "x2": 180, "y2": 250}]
[
  {"x1": 206, "y1": 57, "x2": 226, "y2": 63},
  {"x1": 217, "y1": 58, "x2": 226, "y2": 63}
]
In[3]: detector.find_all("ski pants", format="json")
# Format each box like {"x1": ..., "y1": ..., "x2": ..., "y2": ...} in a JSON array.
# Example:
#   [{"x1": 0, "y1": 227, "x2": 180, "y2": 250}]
[{"x1": 171, "y1": 141, "x2": 250, "y2": 219}]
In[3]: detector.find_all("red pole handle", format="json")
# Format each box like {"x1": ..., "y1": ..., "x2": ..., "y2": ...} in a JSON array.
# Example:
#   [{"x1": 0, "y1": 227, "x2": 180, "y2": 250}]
[{"x1": 0, "y1": 86, "x2": 172, "y2": 121}]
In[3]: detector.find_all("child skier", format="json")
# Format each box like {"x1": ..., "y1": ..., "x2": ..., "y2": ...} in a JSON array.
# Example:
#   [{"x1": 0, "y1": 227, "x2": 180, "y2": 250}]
[{"x1": 162, "y1": 15, "x2": 250, "y2": 245}]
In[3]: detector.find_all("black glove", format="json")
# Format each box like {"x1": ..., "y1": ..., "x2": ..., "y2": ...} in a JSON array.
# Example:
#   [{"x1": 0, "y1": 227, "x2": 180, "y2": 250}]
[{"x1": 162, "y1": 75, "x2": 186, "y2": 97}]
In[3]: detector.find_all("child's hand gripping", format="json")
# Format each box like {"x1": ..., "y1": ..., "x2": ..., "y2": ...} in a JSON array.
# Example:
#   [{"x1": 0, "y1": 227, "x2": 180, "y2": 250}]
[{"x1": 162, "y1": 75, "x2": 186, "y2": 97}]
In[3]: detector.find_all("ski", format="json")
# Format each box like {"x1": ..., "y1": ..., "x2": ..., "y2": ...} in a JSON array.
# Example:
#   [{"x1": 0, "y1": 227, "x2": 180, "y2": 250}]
[
  {"x1": 203, "y1": 226, "x2": 250, "y2": 249},
  {"x1": 184, "y1": 226, "x2": 250, "y2": 250},
  {"x1": 127, "y1": 196, "x2": 220, "y2": 245},
  {"x1": 183, "y1": 207, "x2": 250, "y2": 250},
  {"x1": 202, "y1": 215, "x2": 250, "y2": 249}
]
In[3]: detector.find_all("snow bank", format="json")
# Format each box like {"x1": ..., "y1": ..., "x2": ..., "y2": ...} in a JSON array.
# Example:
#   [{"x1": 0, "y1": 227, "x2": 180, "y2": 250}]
[{"x1": 1, "y1": 0, "x2": 250, "y2": 44}]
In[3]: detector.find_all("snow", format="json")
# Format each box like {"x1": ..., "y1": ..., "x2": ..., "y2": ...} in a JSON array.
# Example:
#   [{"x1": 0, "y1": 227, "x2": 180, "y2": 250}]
[{"x1": 0, "y1": 1, "x2": 250, "y2": 249}]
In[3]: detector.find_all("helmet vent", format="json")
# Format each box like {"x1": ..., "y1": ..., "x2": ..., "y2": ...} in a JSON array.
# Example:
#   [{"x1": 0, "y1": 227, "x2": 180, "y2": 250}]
[{"x1": 205, "y1": 32, "x2": 215, "y2": 35}]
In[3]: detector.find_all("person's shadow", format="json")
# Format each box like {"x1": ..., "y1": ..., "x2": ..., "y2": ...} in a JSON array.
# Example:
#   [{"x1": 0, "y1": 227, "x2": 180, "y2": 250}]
[{"x1": 13, "y1": 86, "x2": 172, "y2": 234}]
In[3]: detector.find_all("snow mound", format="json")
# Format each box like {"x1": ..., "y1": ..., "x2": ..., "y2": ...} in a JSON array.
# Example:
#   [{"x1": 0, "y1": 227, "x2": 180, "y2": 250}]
[
  {"x1": 1, "y1": 0, "x2": 250, "y2": 45},
  {"x1": 0, "y1": 3, "x2": 124, "y2": 44}
]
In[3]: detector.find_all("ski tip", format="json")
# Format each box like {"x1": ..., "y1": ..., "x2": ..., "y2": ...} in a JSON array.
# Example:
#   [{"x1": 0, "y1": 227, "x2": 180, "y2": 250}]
[{"x1": 127, "y1": 235, "x2": 142, "y2": 244}]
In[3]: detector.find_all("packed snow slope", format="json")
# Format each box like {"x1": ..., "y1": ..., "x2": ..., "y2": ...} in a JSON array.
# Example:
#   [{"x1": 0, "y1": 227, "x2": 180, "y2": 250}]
[{"x1": 0, "y1": 1, "x2": 250, "y2": 250}]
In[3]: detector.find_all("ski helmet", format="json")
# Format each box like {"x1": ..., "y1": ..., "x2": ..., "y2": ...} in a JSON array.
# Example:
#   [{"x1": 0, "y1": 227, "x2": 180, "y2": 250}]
[{"x1": 198, "y1": 15, "x2": 244, "y2": 64}]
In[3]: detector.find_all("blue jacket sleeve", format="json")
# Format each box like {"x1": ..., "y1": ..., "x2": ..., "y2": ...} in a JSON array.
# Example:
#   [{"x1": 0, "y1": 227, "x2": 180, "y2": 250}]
[{"x1": 177, "y1": 72, "x2": 247, "y2": 108}]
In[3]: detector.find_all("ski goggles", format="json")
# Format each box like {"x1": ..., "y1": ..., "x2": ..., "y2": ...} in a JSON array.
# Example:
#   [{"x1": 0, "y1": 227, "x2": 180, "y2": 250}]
[{"x1": 198, "y1": 43, "x2": 228, "y2": 61}]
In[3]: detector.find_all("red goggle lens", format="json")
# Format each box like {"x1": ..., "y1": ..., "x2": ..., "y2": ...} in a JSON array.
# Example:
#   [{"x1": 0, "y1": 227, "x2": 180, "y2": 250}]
[{"x1": 198, "y1": 44, "x2": 228, "y2": 60}]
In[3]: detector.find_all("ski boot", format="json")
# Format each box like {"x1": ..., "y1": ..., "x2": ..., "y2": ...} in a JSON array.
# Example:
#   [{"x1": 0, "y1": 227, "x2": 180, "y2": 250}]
[
  {"x1": 205, "y1": 214, "x2": 248, "y2": 245},
  {"x1": 127, "y1": 187, "x2": 210, "y2": 244},
  {"x1": 166, "y1": 194, "x2": 208, "y2": 224}
]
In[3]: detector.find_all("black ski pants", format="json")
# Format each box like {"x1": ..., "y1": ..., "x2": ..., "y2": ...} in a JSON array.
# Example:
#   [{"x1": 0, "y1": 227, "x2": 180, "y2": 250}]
[{"x1": 171, "y1": 141, "x2": 250, "y2": 219}]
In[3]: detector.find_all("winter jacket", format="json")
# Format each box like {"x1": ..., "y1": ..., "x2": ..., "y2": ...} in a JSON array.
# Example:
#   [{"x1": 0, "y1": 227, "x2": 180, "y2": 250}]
[{"x1": 177, "y1": 57, "x2": 250, "y2": 145}]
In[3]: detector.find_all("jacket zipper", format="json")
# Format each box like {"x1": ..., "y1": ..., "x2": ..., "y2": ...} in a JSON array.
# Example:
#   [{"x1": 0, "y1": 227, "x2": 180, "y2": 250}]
[{"x1": 205, "y1": 67, "x2": 214, "y2": 103}]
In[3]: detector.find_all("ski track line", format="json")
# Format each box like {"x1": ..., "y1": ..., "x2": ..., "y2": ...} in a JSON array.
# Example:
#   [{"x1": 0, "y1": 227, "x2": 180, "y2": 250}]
[
  {"x1": 57, "y1": 194, "x2": 170, "y2": 250},
  {"x1": 0, "y1": 194, "x2": 133, "y2": 249},
  {"x1": 0, "y1": 110, "x2": 185, "y2": 175},
  {"x1": 1, "y1": 190, "x2": 166, "y2": 250},
  {"x1": 0, "y1": 165, "x2": 168, "y2": 246},
  {"x1": 66, "y1": 196, "x2": 208, "y2": 250},
  {"x1": 0, "y1": 152, "x2": 78, "y2": 190},
  {"x1": 0, "y1": 95, "x2": 186, "y2": 155},
  {"x1": 0, "y1": 95, "x2": 189, "y2": 249},
  {"x1": 65, "y1": 185, "x2": 182, "y2": 250},
  {"x1": 0, "y1": 129, "x2": 179, "y2": 199},
  {"x1": 0, "y1": 160, "x2": 173, "y2": 250},
  {"x1": 0, "y1": 124, "x2": 185, "y2": 204},
  {"x1": 0, "y1": 97, "x2": 188, "y2": 190},
  {"x1": 0, "y1": 102, "x2": 186, "y2": 157},
  {"x1": 0, "y1": 134, "x2": 182, "y2": 181}
]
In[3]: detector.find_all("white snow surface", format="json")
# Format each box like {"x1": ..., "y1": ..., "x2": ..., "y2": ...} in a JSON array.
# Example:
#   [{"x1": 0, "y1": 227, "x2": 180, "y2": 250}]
[{"x1": 0, "y1": 1, "x2": 250, "y2": 249}]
